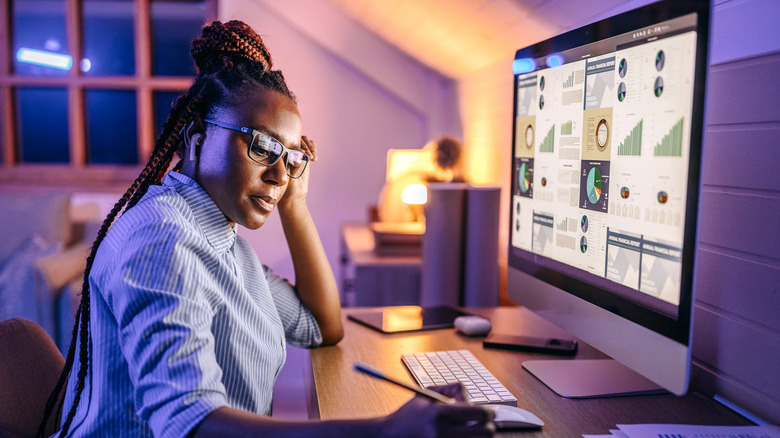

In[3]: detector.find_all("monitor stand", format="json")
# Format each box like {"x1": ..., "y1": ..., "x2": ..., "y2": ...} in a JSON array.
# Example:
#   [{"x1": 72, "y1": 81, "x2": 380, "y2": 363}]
[{"x1": 522, "y1": 359, "x2": 667, "y2": 398}]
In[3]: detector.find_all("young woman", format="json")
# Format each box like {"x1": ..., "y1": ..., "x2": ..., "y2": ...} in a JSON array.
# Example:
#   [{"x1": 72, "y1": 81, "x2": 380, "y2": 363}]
[{"x1": 39, "y1": 20, "x2": 493, "y2": 438}]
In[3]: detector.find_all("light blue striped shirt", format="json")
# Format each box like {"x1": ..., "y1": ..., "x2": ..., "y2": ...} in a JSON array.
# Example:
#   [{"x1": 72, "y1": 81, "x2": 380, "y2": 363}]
[{"x1": 58, "y1": 171, "x2": 322, "y2": 438}]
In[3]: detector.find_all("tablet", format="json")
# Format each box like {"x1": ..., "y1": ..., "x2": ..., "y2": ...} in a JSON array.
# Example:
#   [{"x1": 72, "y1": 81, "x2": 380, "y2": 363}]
[{"x1": 347, "y1": 305, "x2": 472, "y2": 334}]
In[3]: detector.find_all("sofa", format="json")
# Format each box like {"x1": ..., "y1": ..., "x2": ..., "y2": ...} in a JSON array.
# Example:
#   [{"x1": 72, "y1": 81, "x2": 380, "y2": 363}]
[{"x1": 0, "y1": 186, "x2": 96, "y2": 352}]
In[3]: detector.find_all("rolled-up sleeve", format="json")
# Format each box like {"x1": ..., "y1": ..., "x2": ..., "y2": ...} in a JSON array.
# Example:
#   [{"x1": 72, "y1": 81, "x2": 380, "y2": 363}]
[
  {"x1": 102, "y1": 219, "x2": 228, "y2": 438},
  {"x1": 264, "y1": 267, "x2": 322, "y2": 348}
]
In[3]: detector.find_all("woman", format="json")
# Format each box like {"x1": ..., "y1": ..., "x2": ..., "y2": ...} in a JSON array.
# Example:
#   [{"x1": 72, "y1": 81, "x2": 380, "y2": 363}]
[{"x1": 39, "y1": 20, "x2": 493, "y2": 438}]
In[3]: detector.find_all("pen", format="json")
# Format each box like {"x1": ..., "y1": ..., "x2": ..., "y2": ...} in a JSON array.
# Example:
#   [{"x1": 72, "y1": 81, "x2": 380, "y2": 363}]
[{"x1": 353, "y1": 361, "x2": 457, "y2": 404}]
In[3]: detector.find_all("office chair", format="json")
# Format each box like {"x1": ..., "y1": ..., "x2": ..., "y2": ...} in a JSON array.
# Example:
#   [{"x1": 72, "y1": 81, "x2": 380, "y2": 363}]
[{"x1": 0, "y1": 318, "x2": 65, "y2": 438}]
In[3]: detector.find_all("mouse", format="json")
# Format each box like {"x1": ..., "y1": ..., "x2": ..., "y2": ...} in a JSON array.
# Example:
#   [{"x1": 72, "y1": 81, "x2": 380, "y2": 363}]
[
  {"x1": 484, "y1": 404, "x2": 544, "y2": 429},
  {"x1": 454, "y1": 315, "x2": 492, "y2": 336}
]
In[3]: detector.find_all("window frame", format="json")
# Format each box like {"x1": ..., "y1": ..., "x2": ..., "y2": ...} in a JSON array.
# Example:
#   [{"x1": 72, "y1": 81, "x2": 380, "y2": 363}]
[{"x1": 0, "y1": 0, "x2": 216, "y2": 189}]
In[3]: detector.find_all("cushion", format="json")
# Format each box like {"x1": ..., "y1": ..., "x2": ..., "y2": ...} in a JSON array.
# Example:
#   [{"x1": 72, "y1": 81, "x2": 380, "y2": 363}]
[
  {"x1": 0, "y1": 188, "x2": 71, "y2": 265},
  {"x1": 0, "y1": 235, "x2": 60, "y2": 338}
]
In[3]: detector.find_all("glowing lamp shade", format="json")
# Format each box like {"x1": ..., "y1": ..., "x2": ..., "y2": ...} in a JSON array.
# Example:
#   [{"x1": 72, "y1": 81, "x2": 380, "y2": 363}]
[{"x1": 401, "y1": 184, "x2": 427, "y2": 205}]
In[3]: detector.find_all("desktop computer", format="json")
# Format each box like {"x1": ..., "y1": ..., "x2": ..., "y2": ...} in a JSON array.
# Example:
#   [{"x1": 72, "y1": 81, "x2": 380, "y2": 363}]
[{"x1": 506, "y1": 0, "x2": 711, "y2": 397}]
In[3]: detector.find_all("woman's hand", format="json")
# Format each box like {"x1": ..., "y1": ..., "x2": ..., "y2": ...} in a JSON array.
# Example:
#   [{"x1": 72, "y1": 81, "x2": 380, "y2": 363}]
[
  {"x1": 380, "y1": 392, "x2": 495, "y2": 438},
  {"x1": 275, "y1": 135, "x2": 344, "y2": 344},
  {"x1": 278, "y1": 135, "x2": 316, "y2": 212}
]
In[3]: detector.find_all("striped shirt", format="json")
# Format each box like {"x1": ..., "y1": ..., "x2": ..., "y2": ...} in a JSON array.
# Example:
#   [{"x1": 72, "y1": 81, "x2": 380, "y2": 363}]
[{"x1": 57, "y1": 171, "x2": 322, "y2": 438}]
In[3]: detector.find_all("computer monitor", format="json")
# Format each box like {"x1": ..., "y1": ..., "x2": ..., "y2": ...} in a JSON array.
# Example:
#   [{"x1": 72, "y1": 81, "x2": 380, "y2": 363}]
[{"x1": 507, "y1": 0, "x2": 710, "y2": 398}]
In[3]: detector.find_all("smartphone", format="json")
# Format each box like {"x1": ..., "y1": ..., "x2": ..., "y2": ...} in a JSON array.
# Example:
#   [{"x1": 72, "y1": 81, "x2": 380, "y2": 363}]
[{"x1": 483, "y1": 333, "x2": 578, "y2": 356}]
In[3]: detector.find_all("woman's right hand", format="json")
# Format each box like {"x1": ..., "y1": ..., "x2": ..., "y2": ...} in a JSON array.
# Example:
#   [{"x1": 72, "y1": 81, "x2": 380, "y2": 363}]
[{"x1": 380, "y1": 395, "x2": 495, "y2": 438}]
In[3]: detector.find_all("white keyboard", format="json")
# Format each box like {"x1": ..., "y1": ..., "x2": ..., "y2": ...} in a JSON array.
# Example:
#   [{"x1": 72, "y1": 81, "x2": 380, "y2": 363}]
[{"x1": 401, "y1": 349, "x2": 518, "y2": 406}]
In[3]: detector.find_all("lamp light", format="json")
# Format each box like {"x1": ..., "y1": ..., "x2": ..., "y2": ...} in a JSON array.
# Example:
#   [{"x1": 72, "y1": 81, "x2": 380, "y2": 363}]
[
  {"x1": 401, "y1": 183, "x2": 427, "y2": 223},
  {"x1": 377, "y1": 148, "x2": 435, "y2": 223},
  {"x1": 16, "y1": 48, "x2": 73, "y2": 70},
  {"x1": 401, "y1": 183, "x2": 427, "y2": 205}
]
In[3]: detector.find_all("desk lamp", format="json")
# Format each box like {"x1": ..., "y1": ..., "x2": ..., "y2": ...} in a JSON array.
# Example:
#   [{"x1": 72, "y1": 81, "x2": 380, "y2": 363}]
[{"x1": 372, "y1": 137, "x2": 463, "y2": 255}]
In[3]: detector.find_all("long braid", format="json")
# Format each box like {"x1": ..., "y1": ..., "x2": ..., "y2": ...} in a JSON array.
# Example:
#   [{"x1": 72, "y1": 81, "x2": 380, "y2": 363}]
[
  {"x1": 37, "y1": 87, "x2": 199, "y2": 438},
  {"x1": 126, "y1": 97, "x2": 203, "y2": 210},
  {"x1": 39, "y1": 19, "x2": 296, "y2": 437},
  {"x1": 35, "y1": 306, "x2": 81, "y2": 437},
  {"x1": 49, "y1": 189, "x2": 127, "y2": 435}
]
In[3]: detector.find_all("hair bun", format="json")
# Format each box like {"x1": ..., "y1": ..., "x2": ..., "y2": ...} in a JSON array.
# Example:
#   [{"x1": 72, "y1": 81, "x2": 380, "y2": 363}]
[{"x1": 191, "y1": 20, "x2": 274, "y2": 73}]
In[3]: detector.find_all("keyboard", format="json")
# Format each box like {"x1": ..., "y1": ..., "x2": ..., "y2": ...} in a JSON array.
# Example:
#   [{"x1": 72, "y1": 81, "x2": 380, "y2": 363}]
[{"x1": 401, "y1": 349, "x2": 518, "y2": 406}]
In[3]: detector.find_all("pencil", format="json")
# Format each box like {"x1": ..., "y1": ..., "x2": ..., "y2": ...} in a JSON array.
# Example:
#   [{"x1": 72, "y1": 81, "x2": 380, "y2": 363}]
[{"x1": 353, "y1": 361, "x2": 457, "y2": 405}]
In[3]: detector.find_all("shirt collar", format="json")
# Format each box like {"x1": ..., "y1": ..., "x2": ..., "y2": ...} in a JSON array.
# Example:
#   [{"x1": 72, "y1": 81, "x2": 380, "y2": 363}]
[{"x1": 163, "y1": 171, "x2": 237, "y2": 253}]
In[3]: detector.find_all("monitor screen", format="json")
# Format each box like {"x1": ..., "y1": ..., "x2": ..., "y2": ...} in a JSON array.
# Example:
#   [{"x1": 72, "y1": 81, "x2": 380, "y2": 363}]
[{"x1": 507, "y1": 0, "x2": 710, "y2": 397}]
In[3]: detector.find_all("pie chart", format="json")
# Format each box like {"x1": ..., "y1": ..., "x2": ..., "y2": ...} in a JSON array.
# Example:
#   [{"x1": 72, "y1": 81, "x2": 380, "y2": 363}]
[
  {"x1": 655, "y1": 50, "x2": 665, "y2": 71},
  {"x1": 518, "y1": 162, "x2": 531, "y2": 193},
  {"x1": 654, "y1": 77, "x2": 664, "y2": 97},
  {"x1": 586, "y1": 167, "x2": 602, "y2": 204}
]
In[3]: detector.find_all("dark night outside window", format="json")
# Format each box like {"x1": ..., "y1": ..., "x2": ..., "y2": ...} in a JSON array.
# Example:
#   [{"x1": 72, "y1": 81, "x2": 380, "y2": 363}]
[
  {"x1": 17, "y1": 87, "x2": 70, "y2": 163},
  {"x1": 86, "y1": 89, "x2": 138, "y2": 164}
]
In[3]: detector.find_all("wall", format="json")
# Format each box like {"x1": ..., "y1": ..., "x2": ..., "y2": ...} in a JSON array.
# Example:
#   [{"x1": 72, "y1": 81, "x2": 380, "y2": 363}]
[
  {"x1": 460, "y1": 0, "x2": 780, "y2": 425},
  {"x1": 219, "y1": 0, "x2": 460, "y2": 283}
]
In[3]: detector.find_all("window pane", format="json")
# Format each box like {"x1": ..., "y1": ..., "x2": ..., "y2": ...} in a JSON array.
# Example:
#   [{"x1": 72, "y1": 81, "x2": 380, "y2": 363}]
[
  {"x1": 85, "y1": 89, "x2": 138, "y2": 164},
  {"x1": 153, "y1": 91, "x2": 186, "y2": 139},
  {"x1": 151, "y1": 1, "x2": 205, "y2": 76},
  {"x1": 16, "y1": 88, "x2": 70, "y2": 163},
  {"x1": 83, "y1": 0, "x2": 135, "y2": 76},
  {"x1": 13, "y1": 0, "x2": 70, "y2": 77}
]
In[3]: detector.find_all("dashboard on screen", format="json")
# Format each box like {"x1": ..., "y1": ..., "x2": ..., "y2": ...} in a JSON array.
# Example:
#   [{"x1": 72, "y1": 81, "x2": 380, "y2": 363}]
[{"x1": 507, "y1": 0, "x2": 710, "y2": 397}]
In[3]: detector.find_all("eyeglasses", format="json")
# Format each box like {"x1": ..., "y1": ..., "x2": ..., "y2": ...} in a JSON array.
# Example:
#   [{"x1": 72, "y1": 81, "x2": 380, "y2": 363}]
[{"x1": 204, "y1": 118, "x2": 309, "y2": 179}]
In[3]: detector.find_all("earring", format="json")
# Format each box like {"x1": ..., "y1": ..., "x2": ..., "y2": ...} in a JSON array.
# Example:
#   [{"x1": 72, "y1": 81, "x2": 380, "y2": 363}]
[{"x1": 189, "y1": 134, "x2": 201, "y2": 162}]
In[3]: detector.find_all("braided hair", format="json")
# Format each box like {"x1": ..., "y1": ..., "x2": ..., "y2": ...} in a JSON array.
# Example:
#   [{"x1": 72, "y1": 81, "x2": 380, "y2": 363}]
[{"x1": 37, "y1": 20, "x2": 295, "y2": 437}]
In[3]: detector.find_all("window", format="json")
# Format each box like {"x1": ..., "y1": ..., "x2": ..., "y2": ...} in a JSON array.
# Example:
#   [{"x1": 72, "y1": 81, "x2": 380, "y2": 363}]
[{"x1": 0, "y1": 0, "x2": 216, "y2": 187}]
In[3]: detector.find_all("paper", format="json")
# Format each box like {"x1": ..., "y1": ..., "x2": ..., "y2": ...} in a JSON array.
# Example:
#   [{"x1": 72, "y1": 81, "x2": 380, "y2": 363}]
[
  {"x1": 620, "y1": 424, "x2": 779, "y2": 438},
  {"x1": 584, "y1": 424, "x2": 780, "y2": 438}
]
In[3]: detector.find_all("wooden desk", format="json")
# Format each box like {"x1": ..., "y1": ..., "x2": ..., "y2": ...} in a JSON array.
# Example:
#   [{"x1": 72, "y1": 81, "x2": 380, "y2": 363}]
[{"x1": 306, "y1": 307, "x2": 751, "y2": 437}]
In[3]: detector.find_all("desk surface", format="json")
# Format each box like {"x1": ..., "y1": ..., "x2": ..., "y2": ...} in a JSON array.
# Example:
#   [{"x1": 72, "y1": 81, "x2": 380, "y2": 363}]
[{"x1": 306, "y1": 307, "x2": 751, "y2": 437}]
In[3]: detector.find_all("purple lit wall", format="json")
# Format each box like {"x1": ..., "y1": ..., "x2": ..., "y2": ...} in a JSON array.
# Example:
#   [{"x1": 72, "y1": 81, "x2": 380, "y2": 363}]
[{"x1": 220, "y1": 0, "x2": 461, "y2": 293}]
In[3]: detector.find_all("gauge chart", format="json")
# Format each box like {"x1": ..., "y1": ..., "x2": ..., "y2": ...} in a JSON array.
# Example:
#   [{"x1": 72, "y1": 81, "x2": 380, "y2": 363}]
[{"x1": 596, "y1": 119, "x2": 609, "y2": 151}]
